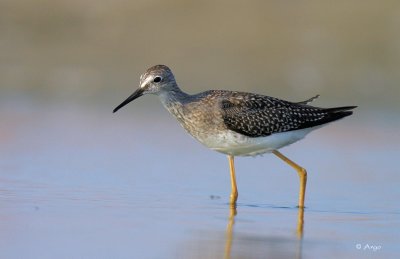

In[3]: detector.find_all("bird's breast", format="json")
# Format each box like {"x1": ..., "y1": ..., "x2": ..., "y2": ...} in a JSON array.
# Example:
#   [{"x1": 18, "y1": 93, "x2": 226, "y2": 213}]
[{"x1": 166, "y1": 102, "x2": 227, "y2": 143}]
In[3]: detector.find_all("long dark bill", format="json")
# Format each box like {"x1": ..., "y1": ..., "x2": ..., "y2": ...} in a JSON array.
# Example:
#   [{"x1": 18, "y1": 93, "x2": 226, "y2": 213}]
[{"x1": 113, "y1": 88, "x2": 144, "y2": 113}]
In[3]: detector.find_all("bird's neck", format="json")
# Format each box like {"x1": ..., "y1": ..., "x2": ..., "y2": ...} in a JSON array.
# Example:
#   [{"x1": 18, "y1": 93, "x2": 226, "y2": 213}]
[
  {"x1": 158, "y1": 84, "x2": 191, "y2": 124},
  {"x1": 158, "y1": 85, "x2": 189, "y2": 107}
]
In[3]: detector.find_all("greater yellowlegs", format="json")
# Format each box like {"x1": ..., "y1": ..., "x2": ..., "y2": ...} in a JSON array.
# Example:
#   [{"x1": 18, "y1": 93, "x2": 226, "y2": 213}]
[{"x1": 113, "y1": 65, "x2": 356, "y2": 207}]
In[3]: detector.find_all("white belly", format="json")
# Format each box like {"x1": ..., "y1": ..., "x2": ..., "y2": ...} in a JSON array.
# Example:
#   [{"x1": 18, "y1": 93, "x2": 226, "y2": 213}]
[{"x1": 198, "y1": 126, "x2": 323, "y2": 156}]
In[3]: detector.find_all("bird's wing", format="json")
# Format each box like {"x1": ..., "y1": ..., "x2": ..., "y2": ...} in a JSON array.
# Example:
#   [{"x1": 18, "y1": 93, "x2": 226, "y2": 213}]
[
  {"x1": 297, "y1": 94, "x2": 320, "y2": 105},
  {"x1": 220, "y1": 92, "x2": 355, "y2": 137}
]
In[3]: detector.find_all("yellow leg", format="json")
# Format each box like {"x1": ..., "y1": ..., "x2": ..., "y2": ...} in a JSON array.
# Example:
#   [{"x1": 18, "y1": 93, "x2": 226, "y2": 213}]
[
  {"x1": 228, "y1": 155, "x2": 238, "y2": 204},
  {"x1": 272, "y1": 150, "x2": 307, "y2": 208}
]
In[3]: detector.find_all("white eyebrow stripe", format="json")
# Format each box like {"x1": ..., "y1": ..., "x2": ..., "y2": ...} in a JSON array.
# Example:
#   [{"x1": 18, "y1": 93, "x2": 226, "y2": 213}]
[{"x1": 140, "y1": 76, "x2": 153, "y2": 88}]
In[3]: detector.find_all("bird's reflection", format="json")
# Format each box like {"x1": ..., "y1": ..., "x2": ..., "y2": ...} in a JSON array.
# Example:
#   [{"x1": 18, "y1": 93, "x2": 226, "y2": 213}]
[
  {"x1": 296, "y1": 207, "x2": 304, "y2": 259},
  {"x1": 223, "y1": 205, "x2": 304, "y2": 259},
  {"x1": 224, "y1": 204, "x2": 237, "y2": 259},
  {"x1": 297, "y1": 206, "x2": 304, "y2": 238}
]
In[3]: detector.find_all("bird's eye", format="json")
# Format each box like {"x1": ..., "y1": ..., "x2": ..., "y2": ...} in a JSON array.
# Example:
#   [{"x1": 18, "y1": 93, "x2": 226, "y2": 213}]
[{"x1": 153, "y1": 76, "x2": 162, "y2": 83}]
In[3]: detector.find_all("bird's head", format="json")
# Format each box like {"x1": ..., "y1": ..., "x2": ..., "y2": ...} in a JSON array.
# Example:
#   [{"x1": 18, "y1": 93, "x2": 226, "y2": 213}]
[{"x1": 113, "y1": 65, "x2": 176, "y2": 113}]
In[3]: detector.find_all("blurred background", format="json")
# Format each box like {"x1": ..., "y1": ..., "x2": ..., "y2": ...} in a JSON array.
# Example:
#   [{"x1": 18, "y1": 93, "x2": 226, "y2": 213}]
[
  {"x1": 1, "y1": 0, "x2": 399, "y2": 109},
  {"x1": 1, "y1": 1, "x2": 399, "y2": 258}
]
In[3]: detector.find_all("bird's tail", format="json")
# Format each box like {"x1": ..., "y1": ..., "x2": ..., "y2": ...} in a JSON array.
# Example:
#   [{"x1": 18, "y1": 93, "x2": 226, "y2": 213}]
[{"x1": 322, "y1": 106, "x2": 357, "y2": 121}]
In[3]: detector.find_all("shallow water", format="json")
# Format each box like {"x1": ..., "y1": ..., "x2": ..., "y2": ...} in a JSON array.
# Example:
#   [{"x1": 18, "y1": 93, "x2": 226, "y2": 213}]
[{"x1": 0, "y1": 104, "x2": 399, "y2": 259}]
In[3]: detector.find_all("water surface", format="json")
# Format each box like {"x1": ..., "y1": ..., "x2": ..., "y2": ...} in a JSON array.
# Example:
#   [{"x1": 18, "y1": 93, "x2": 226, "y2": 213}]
[{"x1": 0, "y1": 105, "x2": 399, "y2": 258}]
